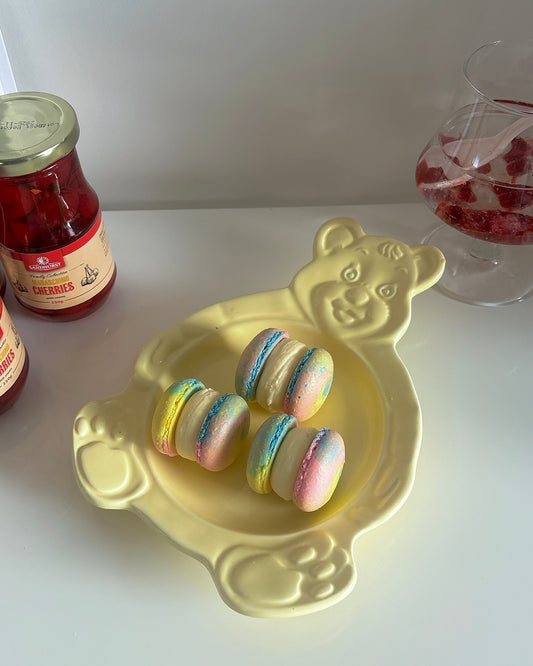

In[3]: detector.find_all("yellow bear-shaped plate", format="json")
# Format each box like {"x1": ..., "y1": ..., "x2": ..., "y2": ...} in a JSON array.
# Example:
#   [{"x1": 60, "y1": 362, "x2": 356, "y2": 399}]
[{"x1": 72, "y1": 217, "x2": 444, "y2": 618}]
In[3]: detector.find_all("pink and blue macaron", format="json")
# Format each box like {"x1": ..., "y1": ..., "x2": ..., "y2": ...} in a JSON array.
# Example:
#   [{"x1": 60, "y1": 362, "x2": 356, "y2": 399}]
[
  {"x1": 235, "y1": 328, "x2": 334, "y2": 421},
  {"x1": 247, "y1": 413, "x2": 345, "y2": 512},
  {"x1": 152, "y1": 378, "x2": 250, "y2": 471}
]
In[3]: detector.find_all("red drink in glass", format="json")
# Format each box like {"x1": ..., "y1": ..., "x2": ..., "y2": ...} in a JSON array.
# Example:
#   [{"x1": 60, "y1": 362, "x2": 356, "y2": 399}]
[{"x1": 416, "y1": 101, "x2": 533, "y2": 246}]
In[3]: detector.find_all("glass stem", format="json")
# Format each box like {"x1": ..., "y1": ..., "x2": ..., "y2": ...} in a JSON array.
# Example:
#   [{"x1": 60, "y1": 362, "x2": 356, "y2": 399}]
[{"x1": 468, "y1": 238, "x2": 503, "y2": 265}]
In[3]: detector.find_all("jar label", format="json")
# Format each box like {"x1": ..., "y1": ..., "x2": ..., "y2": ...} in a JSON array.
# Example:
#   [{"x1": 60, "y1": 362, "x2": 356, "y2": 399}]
[
  {"x1": 0, "y1": 299, "x2": 26, "y2": 396},
  {"x1": 0, "y1": 212, "x2": 115, "y2": 310}
]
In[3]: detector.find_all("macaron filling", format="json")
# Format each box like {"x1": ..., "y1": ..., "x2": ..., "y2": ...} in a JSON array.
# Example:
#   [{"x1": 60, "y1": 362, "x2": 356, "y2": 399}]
[
  {"x1": 175, "y1": 388, "x2": 219, "y2": 461},
  {"x1": 255, "y1": 338, "x2": 307, "y2": 412},
  {"x1": 270, "y1": 426, "x2": 317, "y2": 500}
]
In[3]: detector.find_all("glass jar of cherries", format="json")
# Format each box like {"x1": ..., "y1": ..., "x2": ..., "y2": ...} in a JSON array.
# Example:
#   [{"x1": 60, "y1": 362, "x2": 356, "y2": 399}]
[{"x1": 0, "y1": 92, "x2": 116, "y2": 320}]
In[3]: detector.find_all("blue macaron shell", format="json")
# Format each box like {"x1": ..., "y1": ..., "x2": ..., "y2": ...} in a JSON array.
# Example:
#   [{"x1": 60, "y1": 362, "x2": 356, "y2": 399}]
[
  {"x1": 246, "y1": 412, "x2": 298, "y2": 493},
  {"x1": 235, "y1": 328, "x2": 287, "y2": 402}
]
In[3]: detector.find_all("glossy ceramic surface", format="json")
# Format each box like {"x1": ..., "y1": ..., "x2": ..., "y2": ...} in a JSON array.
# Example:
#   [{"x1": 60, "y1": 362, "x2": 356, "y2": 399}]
[{"x1": 72, "y1": 217, "x2": 445, "y2": 617}]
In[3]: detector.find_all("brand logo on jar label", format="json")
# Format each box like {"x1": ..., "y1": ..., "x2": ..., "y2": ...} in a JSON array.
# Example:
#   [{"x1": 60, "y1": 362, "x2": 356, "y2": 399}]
[{"x1": 23, "y1": 250, "x2": 65, "y2": 273}]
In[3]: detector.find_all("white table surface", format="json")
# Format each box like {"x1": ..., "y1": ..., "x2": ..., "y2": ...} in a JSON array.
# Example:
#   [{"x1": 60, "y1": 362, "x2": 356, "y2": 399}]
[{"x1": 1, "y1": 204, "x2": 531, "y2": 665}]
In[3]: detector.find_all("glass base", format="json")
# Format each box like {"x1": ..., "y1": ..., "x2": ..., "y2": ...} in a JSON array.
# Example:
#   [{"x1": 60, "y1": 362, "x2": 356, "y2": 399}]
[{"x1": 423, "y1": 224, "x2": 533, "y2": 306}]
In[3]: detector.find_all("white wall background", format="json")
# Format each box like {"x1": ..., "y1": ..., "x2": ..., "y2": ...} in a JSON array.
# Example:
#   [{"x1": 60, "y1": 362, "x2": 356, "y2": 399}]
[{"x1": 0, "y1": 0, "x2": 531, "y2": 210}]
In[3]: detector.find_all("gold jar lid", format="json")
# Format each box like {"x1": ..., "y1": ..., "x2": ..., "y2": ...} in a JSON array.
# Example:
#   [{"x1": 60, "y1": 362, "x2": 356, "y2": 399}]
[{"x1": 0, "y1": 91, "x2": 80, "y2": 177}]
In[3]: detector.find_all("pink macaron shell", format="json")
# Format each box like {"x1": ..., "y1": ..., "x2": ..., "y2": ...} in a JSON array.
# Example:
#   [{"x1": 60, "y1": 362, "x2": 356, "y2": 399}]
[
  {"x1": 196, "y1": 393, "x2": 250, "y2": 471},
  {"x1": 235, "y1": 328, "x2": 289, "y2": 402},
  {"x1": 293, "y1": 428, "x2": 345, "y2": 512},
  {"x1": 284, "y1": 348, "x2": 334, "y2": 421}
]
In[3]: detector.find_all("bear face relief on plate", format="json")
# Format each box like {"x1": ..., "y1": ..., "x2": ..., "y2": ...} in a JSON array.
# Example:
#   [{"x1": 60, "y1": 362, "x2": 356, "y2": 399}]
[{"x1": 291, "y1": 217, "x2": 445, "y2": 345}]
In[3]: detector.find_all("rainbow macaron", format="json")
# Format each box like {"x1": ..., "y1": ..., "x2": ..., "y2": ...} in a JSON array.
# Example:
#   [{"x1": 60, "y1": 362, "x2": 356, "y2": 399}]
[
  {"x1": 235, "y1": 328, "x2": 334, "y2": 421},
  {"x1": 151, "y1": 379, "x2": 250, "y2": 471},
  {"x1": 247, "y1": 413, "x2": 345, "y2": 512}
]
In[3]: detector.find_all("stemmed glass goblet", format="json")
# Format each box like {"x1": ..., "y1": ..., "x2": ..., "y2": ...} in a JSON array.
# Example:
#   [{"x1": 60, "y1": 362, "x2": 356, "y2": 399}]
[{"x1": 416, "y1": 40, "x2": 533, "y2": 306}]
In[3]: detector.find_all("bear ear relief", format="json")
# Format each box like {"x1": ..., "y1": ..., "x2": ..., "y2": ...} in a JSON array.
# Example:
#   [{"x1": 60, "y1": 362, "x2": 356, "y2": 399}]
[{"x1": 0, "y1": 92, "x2": 116, "y2": 321}]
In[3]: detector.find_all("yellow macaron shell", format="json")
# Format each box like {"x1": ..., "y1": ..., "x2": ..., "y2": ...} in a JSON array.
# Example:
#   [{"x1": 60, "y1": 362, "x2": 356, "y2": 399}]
[{"x1": 151, "y1": 378, "x2": 205, "y2": 456}]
